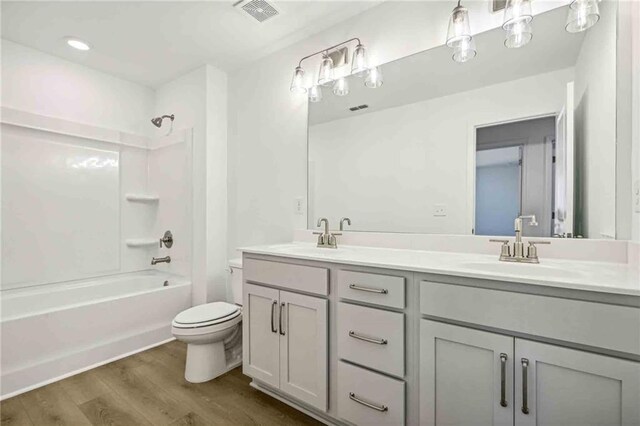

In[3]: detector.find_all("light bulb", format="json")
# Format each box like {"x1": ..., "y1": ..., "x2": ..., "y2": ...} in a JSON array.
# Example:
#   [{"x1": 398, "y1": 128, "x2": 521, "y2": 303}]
[
  {"x1": 318, "y1": 55, "x2": 334, "y2": 87},
  {"x1": 566, "y1": 0, "x2": 600, "y2": 33},
  {"x1": 333, "y1": 78, "x2": 349, "y2": 96},
  {"x1": 290, "y1": 66, "x2": 307, "y2": 94},
  {"x1": 351, "y1": 44, "x2": 368, "y2": 77},
  {"x1": 308, "y1": 85, "x2": 323, "y2": 103},
  {"x1": 365, "y1": 67, "x2": 383, "y2": 88}
]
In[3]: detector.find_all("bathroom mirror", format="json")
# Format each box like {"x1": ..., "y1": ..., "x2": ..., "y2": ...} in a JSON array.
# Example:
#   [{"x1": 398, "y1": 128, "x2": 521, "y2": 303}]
[{"x1": 308, "y1": 2, "x2": 621, "y2": 238}]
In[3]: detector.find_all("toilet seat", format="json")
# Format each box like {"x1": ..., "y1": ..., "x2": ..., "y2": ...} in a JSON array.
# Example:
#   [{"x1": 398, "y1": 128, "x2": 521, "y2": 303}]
[{"x1": 172, "y1": 302, "x2": 241, "y2": 329}]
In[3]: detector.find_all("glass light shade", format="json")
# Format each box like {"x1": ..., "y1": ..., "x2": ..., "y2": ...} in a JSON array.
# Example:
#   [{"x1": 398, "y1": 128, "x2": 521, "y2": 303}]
[
  {"x1": 308, "y1": 85, "x2": 323, "y2": 103},
  {"x1": 452, "y1": 36, "x2": 476, "y2": 63},
  {"x1": 332, "y1": 78, "x2": 349, "y2": 96},
  {"x1": 565, "y1": 0, "x2": 600, "y2": 33},
  {"x1": 318, "y1": 55, "x2": 334, "y2": 86},
  {"x1": 503, "y1": 0, "x2": 533, "y2": 30},
  {"x1": 290, "y1": 66, "x2": 307, "y2": 94},
  {"x1": 365, "y1": 67, "x2": 383, "y2": 88},
  {"x1": 351, "y1": 44, "x2": 368, "y2": 77},
  {"x1": 504, "y1": 19, "x2": 532, "y2": 48},
  {"x1": 446, "y1": 5, "x2": 472, "y2": 48}
]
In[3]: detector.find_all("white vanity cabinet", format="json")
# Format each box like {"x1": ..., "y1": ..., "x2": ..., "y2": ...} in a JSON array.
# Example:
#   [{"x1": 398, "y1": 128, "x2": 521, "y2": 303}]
[{"x1": 242, "y1": 259, "x2": 329, "y2": 412}]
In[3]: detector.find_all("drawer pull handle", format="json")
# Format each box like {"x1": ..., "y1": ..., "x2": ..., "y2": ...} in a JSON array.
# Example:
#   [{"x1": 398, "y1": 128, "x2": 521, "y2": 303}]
[
  {"x1": 349, "y1": 283, "x2": 388, "y2": 294},
  {"x1": 349, "y1": 331, "x2": 387, "y2": 345},
  {"x1": 270, "y1": 301, "x2": 277, "y2": 333},
  {"x1": 500, "y1": 353, "x2": 508, "y2": 407},
  {"x1": 521, "y1": 358, "x2": 529, "y2": 415},
  {"x1": 349, "y1": 392, "x2": 388, "y2": 412}
]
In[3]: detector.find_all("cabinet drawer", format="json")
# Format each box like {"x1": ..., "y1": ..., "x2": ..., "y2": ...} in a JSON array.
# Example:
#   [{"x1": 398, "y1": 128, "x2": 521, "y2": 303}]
[
  {"x1": 337, "y1": 361, "x2": 405, "y2": 426},
  {"x1": 338, "y1": 270, "x2": 405, "y2": 309},
  {"x1": 243, "y1": 258, "x2": 329, "y2": 296},
  {"x1": 421, "y1": 281, "x2": 640, "y2": 356},
  {"x1": 337, "y1": 302, "x2": 405, "y2": 377}
]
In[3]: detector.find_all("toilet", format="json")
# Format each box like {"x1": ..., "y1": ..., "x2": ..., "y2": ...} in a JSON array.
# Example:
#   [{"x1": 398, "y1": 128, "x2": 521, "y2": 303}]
[{"x1": 171, "y1": 259, "x2": 243, "y2": 383}]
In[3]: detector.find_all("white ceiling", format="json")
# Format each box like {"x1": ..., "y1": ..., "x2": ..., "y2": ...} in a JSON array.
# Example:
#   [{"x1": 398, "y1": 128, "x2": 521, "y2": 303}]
[
  {"x1": 310, "y1": 5, "x2": 585, "y2": 125},
  {"x1": 1, "y1": 1, "x2": 380, "y2": 88}
]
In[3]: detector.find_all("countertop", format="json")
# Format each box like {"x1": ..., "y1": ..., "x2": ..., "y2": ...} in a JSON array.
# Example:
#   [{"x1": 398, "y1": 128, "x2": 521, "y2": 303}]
[{"x1": 240, "y1": 242, "x2": 640, "y2": 297}]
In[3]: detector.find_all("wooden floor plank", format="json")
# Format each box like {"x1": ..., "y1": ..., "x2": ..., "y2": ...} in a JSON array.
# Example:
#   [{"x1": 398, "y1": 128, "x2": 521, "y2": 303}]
[
  {"x1": 79, "y1": 392, "x2": 152, "y2": 426},
  {"x1": 168, "y1": 412, "x2": 212, "y2": 426},
  {"x1": 58, "y1": 371, "x2": 111, "y2": 405},
  {"x1": 18, "y1": 383, "x2": 92, "y2": 426},
  {"x1": 0, "y1": 397, "x2": 34, "y2": 426}
]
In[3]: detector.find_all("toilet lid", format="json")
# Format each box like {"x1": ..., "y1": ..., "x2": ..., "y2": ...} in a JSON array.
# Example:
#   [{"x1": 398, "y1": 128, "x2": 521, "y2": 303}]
[{"x1": 174, "y1": 302, "x2": 240, "y2": 325}]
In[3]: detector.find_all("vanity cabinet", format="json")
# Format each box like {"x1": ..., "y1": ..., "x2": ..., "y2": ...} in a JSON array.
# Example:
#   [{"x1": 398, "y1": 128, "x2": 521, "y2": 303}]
[
  {"x1": 243, "y1": 282, "x2": 328, "y2": 411},
  {"x1": 421, "y1": 320, "x2": 640, "y2": 426}
]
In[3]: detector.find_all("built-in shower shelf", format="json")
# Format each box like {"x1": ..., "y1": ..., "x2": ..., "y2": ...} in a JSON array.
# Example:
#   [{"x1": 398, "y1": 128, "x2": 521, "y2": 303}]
[
  {"x1": 126, "y1": 239, "x2": 158, "y2": 248},
  {"x1": 125, "y1": 194, "x2": 159, "y2": 203}
]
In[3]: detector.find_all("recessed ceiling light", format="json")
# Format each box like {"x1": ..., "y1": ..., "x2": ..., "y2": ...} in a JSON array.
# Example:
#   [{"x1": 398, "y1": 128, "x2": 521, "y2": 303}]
[{"x1": 66, "y1": 38, "x2": 91, "y2": 51}]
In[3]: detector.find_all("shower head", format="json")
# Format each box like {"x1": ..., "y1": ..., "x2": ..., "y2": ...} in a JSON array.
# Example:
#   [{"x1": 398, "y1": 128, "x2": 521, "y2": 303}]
[{"x1": 151, "y1": 114, "x2": 175, "y2": 128}]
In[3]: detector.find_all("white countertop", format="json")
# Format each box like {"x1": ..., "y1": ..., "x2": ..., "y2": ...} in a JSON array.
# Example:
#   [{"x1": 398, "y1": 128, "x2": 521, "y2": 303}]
[{"x1": 240, "y1": 242, "x2": 640, "y2": 297}]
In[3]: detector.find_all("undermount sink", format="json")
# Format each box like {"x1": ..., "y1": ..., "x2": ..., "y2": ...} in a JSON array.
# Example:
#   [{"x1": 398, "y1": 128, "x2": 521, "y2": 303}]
[{"x1": 460, "y1": 261, "x2": 584, "y2": 280}]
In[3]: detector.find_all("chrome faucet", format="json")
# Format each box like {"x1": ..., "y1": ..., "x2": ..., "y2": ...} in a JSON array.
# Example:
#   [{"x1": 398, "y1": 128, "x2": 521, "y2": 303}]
[
  {"x1": 340, "y1": 217, "x2": 352, "y2": 231},
  {"x1": 151, "y1": 256, "x2": 171, "y2": 265},
  {"x1": 314, "y1": 218, "x2": 341, "y2": 248},
  {"x1": 490, "y1": 215, "x2": 550, "y2": 263}
]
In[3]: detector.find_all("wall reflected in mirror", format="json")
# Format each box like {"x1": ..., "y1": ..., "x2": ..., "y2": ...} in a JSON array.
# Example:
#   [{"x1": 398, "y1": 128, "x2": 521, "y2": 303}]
[{"x1": 308, "y1": 2, "x2": 620, "y2": 238}]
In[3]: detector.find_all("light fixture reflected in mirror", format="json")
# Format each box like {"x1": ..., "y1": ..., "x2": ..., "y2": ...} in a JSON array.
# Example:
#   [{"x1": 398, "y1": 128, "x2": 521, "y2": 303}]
[
  {"x1": 503, "y1": 0, "x2": 533, "y2": 48},
  {"x1": 308, "y1": 85, "x2": 323, "y2": 103},
  {"x1": 446, "y1": 1, "x2": 476, "y2": 62},
  {"x1": 318, "y1": 55, "x2": 334, "y2": 86},
  {"x1": 565, "y1": 0, "x2": 600, "y2": 33},
  {"x1": 333, "y1": 78, "x2": 350, "y2": 96},
  {"x1": 365, "y1": 67, "x2": 383, "y2": 88},
  {"x1": 290, "y1": 66, "x2": 306, "y2": 94},
  {"x1": 351, "y1": 44, "x2": 368, "y2": 77}
]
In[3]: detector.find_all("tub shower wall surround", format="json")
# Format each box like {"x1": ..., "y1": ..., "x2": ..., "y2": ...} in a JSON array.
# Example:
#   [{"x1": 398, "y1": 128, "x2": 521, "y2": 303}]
[
  {"x1": 0, "y1": 107, "x2": 193, "y2": 398},
  {"x1": 241, "y1": 243, "x2": 640, "y2": 426}
]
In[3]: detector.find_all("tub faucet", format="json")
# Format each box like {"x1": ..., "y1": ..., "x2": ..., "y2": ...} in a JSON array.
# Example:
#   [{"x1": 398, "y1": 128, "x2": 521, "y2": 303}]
[{"x1": 151, "y1": 256, "x2": 171, "y2": 265}]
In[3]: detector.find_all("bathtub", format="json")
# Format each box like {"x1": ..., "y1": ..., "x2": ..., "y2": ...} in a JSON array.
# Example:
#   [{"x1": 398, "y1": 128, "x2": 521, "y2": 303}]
[{"x1": 0, "y1": 271, "x2": 191, "y2": 399}]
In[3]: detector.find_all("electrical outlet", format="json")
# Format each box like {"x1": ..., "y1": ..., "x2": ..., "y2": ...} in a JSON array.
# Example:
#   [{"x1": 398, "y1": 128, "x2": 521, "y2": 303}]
[
  {"x1": 433, "y1": 204, "x2": 447, "y2": 217},
  {"x1": 294, "y1": 197, "x2": 305, "y2": 215},
  {"x1": 634, "y1": 180, "x2": 640, "y2": 213}
]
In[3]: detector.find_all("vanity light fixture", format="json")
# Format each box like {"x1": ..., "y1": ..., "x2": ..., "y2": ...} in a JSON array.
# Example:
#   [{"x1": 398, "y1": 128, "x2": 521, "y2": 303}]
[
  {"x1": 351, "y1": 44, "x2": 369, "y2": 77},
  {"x1": 308, "y1": 85, "x2": 323, "y2": 103},
  {"x1": 365, "y1": 66, "x2": 383, "y2": 88},
  {"x1": 565, "y1": 0, "x2": 600, "y2": 33},
  {"x1": 333, "y1": 77, "x2": 350, "y2": 96},
  {"x1": 502, "y1": 0, "x2": 533, "y2": 48},
  {"x1": 290, "y1": 66, "x2": 307, "y2": 94},
  {"x1": 446, "y1": 1, "x2": 476, "y2": 63},
  {"x1": 65, "y1": 37, "x2": 91, "y2": 51}
]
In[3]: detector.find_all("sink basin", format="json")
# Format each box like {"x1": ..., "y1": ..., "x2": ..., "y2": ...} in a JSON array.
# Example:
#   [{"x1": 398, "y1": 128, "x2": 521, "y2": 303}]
[
  {"x1": 261, "y1": 244, "x2": 350, "y2": 257},
  {"x1": 460, "y1": 261, "x2": 584, "y2": 280}
]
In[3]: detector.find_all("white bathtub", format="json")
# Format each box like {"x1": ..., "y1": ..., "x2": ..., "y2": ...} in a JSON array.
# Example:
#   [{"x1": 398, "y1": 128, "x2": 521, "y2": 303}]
[{"x1": 0, "y1": 271, "x2": 191, "y2": 399}]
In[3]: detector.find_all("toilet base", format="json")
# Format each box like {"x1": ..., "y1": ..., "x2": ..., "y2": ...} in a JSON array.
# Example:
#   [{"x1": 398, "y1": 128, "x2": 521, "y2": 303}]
[{"x1": 185, "y1": 341, "x2": 228, "y2": 383}]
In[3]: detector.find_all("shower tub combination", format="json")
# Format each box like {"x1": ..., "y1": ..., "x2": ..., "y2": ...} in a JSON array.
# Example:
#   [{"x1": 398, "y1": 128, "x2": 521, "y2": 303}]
[{"x1": 0, "y1": 271, "x2": 191, "y2": 399}]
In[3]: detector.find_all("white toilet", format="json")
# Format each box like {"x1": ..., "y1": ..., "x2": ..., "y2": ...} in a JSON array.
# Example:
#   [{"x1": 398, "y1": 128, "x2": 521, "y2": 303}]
[{"x1": 171, "y1": 259, "x2": 244, "y2": 383}]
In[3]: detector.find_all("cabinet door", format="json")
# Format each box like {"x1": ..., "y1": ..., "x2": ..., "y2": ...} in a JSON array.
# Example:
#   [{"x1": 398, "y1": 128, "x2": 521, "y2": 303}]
[
  {"x1": 420, "y1": 320, "x2": 514, "y2": 426},
  {"x1": 279, "y1": 290, "x2": 328, "y2": 411},
  {"x1": 242, "y1": 283, "x2": 280, "y2": 388},
  {"x1": 515, "y1": 339, "x2": 640, "y2": 426}
]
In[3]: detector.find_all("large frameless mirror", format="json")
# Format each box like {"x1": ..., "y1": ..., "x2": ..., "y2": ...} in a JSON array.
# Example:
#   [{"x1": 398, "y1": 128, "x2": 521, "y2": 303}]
[{"x1": 307, "y1": 1, "x2": 624, "y2": 239}]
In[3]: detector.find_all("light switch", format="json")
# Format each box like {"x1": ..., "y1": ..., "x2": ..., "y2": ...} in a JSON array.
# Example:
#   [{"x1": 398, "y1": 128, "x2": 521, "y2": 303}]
[
  {"x1": 433, "y1": 204, "x2": 447, "y2": 217},
  {"x1": 295, "y1": 197, "x2": 305, "y2": 215}
]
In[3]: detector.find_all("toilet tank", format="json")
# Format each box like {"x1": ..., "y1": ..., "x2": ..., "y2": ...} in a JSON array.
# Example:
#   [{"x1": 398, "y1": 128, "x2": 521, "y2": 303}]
[{"x1": 228, "y1": 258, "x2": 243, "y2": 306}]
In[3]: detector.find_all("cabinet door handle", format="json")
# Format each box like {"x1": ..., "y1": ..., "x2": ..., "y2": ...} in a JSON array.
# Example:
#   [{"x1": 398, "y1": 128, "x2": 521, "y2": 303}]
[
  {"x1": 270, "y1": 301, "x2": 277, "y2": 333},
  {"x1": 521, "y1": 358, "x2": 530, "y2": 415},
  {"x1": 349, "y1": 330, "x2": 387, "y2": 345},
  {"x1": 279, "y1": 303, "x2": 286, "y2": 336},
  {"x1": 500, "y1": 353, "x2": 508, "y2": 407},
  {"x1": 349, "y1": 283, "x2": 388, "y2": 294},
  {"x1": 349, "y1": 392, "x2": 388, "y2": 412}
]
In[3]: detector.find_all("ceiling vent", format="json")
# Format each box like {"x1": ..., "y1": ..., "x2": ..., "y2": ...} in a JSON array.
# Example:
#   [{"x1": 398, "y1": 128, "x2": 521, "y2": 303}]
[
  {"x1": 233, "y1": 0, "x2": 280, "y2": 23},
  {"x1": 349, "y1": 104, "x2": 369, "y2": 112}
]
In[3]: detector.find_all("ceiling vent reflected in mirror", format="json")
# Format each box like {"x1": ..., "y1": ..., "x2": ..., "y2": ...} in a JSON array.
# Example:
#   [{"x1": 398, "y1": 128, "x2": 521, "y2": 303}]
[{"x1": 233, "y1": 0, "x2": 280, "y2": 23}]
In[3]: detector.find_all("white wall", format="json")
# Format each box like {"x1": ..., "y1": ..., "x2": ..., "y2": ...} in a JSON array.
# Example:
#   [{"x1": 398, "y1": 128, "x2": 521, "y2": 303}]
[
  {"x1": 1, "y1": 40, "x2": 155, "y2": 135},
  {"x1": 309, "y1": 69, "x2": 571, "y2": 235},
  {"x1": 573, "y1": 0, "x2": 617, "y2": 239},
  {"x1": 227, "y1": 0, "x2": 570, "y2": 257},
  {"x1": 632, "y1": 0, "x2": 640, "y2": 243}
]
